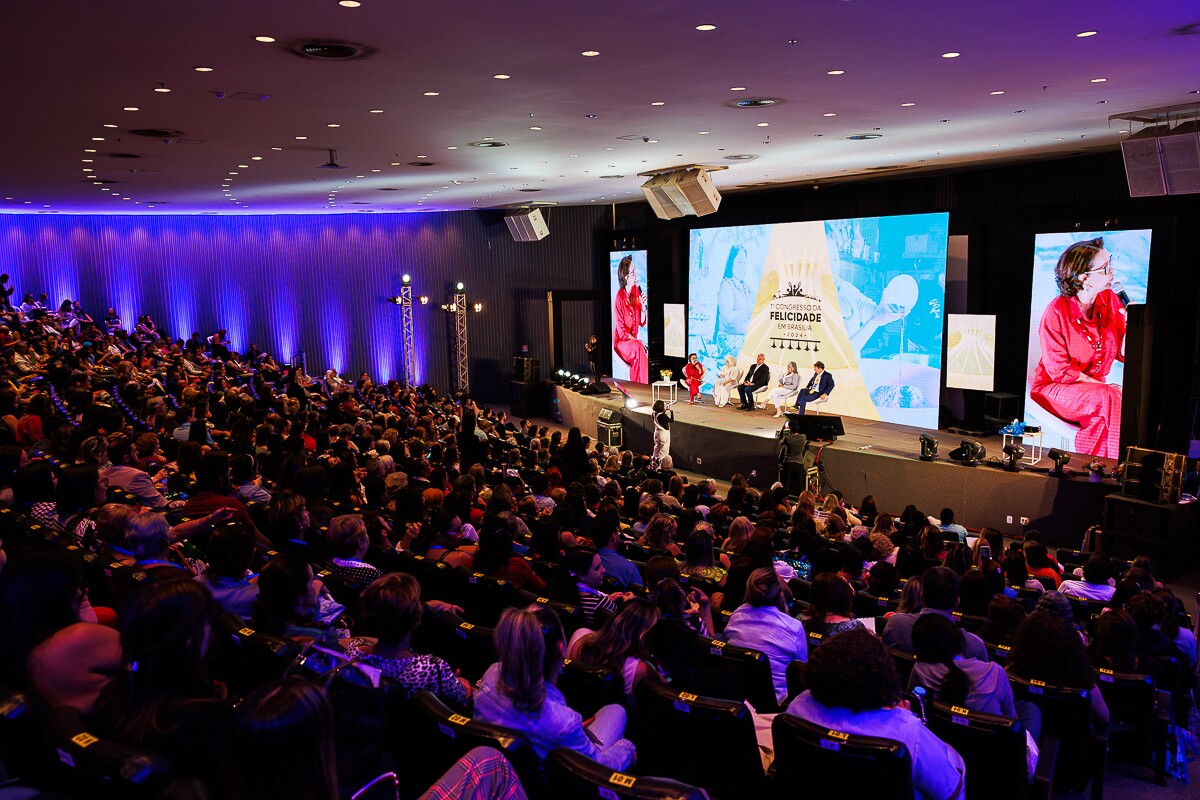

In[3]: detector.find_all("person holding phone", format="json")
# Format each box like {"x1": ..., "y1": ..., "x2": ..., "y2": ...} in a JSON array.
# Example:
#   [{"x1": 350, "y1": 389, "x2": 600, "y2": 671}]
[{"x1": 651, "y1": 399, "x2": 672, "y2": 469}]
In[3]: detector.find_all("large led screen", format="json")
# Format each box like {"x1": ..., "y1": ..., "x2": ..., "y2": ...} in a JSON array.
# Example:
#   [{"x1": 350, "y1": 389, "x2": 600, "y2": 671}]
[
  {"x1": 610, "y1": 250, "x2": 649, "y2": 383},
  {"x1": 688, "y1": 213, "x2": 949, "y2": 428},
  {"x1": 1024, "y1": 230, "x2": 1150, "y2": 459}
]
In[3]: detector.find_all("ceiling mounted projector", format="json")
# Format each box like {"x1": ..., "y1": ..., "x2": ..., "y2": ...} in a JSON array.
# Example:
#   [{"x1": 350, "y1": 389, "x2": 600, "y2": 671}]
[{"x1": 639, "y1": 165, "x2": 726, "y2": 219}]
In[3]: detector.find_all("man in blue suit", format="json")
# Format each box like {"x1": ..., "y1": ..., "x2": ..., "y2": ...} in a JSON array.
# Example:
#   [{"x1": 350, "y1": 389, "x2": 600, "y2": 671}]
[{"x1": 796, "y1": 361, "x2": 834, "y2": 414}]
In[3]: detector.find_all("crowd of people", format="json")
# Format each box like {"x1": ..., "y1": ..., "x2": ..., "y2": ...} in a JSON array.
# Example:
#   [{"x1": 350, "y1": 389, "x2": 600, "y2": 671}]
[{"x1": 0, "y1": 283, "x2": 1195, "y2": 799}]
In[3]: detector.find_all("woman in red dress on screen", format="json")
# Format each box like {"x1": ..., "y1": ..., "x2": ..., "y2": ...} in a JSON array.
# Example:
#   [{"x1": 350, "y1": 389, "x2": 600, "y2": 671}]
[
  {"x1": 682, "y1": 353, "x2": 705, "y2": 404},
  {"x1": 613, "y1": 255, "x2": 648, "y2": 383},
  {"x1": 1030, "y1": 238, "x2": 1126, "y2": 459}
]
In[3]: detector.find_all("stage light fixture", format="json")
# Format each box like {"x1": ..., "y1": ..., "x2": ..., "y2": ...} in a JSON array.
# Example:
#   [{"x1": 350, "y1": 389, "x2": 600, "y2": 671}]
[
  {"x1": 456, "y1": 282, "x2": 464, "y2": 291},
  {"x1": 418, "y1": 295, "x2": 429, "y2": 305},
  {"x1": 948, "y1": 438, "x2": 985, "y2": 467},
  {"x1": 386, "y1": 296, "x2": 401, "y2": 305},
  {"x1": 1002, "y1": 442, "x2": 1024, "y2": 472},
  {"x1": 1048, "y1": 448, "x2": 1071, "y2": 476},
  {"x1": 472, "y1": 302, "x2": 483, "y2": 312},
  {"x1": 918, "y1": 433, "x2": 939, "y2": 462},
  {"x1": 625, "y1": 398, "x2": 638, "y2": 409},
  {"x1": 402, "y1": 273, "x2": 411, "y2": 284}
]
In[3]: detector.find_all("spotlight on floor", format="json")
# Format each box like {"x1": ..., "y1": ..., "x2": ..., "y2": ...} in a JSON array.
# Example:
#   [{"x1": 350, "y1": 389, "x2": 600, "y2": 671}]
[
  {"x1": 625, "y1": 398, "x2": 638, "y2": 409},
  {"x1": 1002, "y1": 442, "x2": 1024, "y2": 472},
  {"x1": 919, "y1": 433, "x2": 939, "y2": 462},
  {"x1": 1048, "y1": 448, "x2": 1071, "y2": 476},
  {"x1": 948, "y1": 438, "x2": 985, "y2": 467}
]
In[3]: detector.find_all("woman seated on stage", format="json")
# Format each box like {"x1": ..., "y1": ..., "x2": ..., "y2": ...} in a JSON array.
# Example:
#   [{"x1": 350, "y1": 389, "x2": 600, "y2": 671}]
[
  {"x1": 680, "y1": 353, "x2": 705, "y2": 404},
  {"x1": 766, "y1": 361, "x2": 801, "y2": 417},
  {"x1": 712, "y1": 355, "x2": 742, "y2": 408}
]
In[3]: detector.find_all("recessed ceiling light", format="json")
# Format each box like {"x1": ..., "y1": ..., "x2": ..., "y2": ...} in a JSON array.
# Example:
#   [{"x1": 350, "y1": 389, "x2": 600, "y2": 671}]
[
  {"x1": 941, "y1": 52, "x2": 961, "y2": 58},
  {"x1": 647, "y1": 139, "x2": 659, "y2": 143},
  {"x1": 1090, "y1": 78, "x2": 1107, "y2": 83},
  {"x1": 81, "y1": 159, "x2": 93, "y2": 162},
  {"x1": 756, "y1": 122, "x2": 769, "y2": 127},
  {"x1": 295, "y1": 136, "x2": 307, "y2": 140},
  {"x1": 493, "y1": 74, "x2": 511, "y2": 80},
  {"x1": 416, "y1": 155, "x2": 427, "y2": 158},
  {"x1": 422, "y1": 92, "x2": 440, "y2": 97},
  {"x1": 586, "y1": 114, "x2": 598, "y2": 119},
  {"x1": 103, "y1": 124, "x2": 118, "y2": 128},
  {"x1": 581, "y1": 50, "x2": 600, "y2": 57},
  {"x1": 229, "y1": 172, "x2": 238, "y2": 175},
  {"x1": 255, "y1": 35, "x2": 276, "y2": 43},
  {"x1": 822, "y1": 113, "x2": 836, "y2": 117},
  {"x1": 84, "y1": 148, "x2": 96, "y2": 153},
  {"x1": 730, "y1": 87, "x2": 747, "y2": 91},
  {"x1": 901, "y1": 102, "x2": 916, "y2": 107},
  {"x1": 991, "y1": 144, "x2": 1000, "y2": 147},
  {"x1": 989, "y1": 90, "x2": 1005, "y2": 95},
  {"x1": 251, "y1": 156, "x2": 263, "y2": 160},
  {"x1": 605, "y1": 147, "x2": 615, "y2": 150},
  {"x1": 695, "y1": 24, "x2": 716, "y2": 31},
  {"x1": 154, "y1": 83, "x2": 171, "y2": 93},
  {"x1": 1053, "y1": 137, "x2": 1064, "y2": 141},
  {"x1": 447, "y1": 146, "x2": 458, "y2": 150},
  {"x1": 368, "y1": 109, "x2": 384, "y2": 113},
  {"x1": 651, "y1": 101, "x2": 665, "y2": 106},
  {"x1": 1076, "y1": 30, "x2": 1098, "y2": 38},
  {"x1": 327, "y1": 123, "x2": 340, "y2": 127},
  {"x1": 697, "y1": 131, "x2": 710, "y2": 135},
  {"x1": 271, "y1": 146, "x2": 283, "y2": 150},
  {"x1": 81, "y1": 168, "x2": 93, "y2": 172},
  {"x1": 123, "y1": 107, "x2": 139, "y2": 112},
  {"x1": 92, "y1": 137, "x2": 105, "y2": 141},
  {"x1": 530, "y1": 126, "x2": 542, "y2": 130},
  {"x1": 371, "y1": 169, "x2": 380, "y2": 172},
  {"x1": 194, "y1": 66, "x2": 213, "y2": 72},
  {"x1": 827, "y1": 70, "x2": 845, "y2": 75},
  {"x1": 339, "y1": 0, "x2": 361, "y2": 6},
  {"x1": 569, "y1": 154, "x2": 579, "y2": 157}
]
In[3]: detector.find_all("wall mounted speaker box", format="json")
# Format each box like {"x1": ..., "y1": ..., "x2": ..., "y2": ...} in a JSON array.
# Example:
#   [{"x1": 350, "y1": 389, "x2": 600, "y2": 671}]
[
  {"x1": 504, "y1": 208, "x2": 549, "y2": 241},
  {"x1": 1158, "y1": 121, "x2": 1200, "y2": 195},
  {"x1": 640, "y1": 168, "x2": 722, "y2": 219},
  {"x1": 1121, "y1": 446, "x2": 1186, "y2": 504},
  {"x1": 1121, "y1": 125, "x2": 1168, "y2": 197},
  {"x1": 1121, "y1": 122, "x2": 1200, "y2": 198}
]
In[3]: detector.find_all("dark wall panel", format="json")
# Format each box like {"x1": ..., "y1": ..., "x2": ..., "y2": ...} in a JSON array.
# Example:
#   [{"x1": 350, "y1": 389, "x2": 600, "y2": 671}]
[{"x1": 0, "y1": 206, "x2": 608, "y2": 401}]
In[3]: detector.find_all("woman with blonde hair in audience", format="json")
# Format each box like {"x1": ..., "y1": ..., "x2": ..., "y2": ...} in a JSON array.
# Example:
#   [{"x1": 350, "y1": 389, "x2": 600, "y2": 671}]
[
  {"x1": 894, "y1": 575, "x2": 923, "y2": 616},
  {"x1": 638, "y1": 512, "x2": 681, "y2": 557},
  {"x1": 721, "y1": 515, "x2": 754, "y2": 555},
  {"x1": 474, "y1": 604, "x2": 636, "y2": 770},
  {"x1": 569, "y1": 598, "x2": 662, "y2": 701}
]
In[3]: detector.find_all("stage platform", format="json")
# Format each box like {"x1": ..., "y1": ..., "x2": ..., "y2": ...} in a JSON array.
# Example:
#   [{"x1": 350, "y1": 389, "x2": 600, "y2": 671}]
[{"x1": 550, "y1": 381, "x2": 1121, "y2": 547}]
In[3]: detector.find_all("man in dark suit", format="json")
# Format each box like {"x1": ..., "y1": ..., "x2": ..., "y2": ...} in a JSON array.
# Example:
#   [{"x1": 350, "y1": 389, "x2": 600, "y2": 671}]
[
  {"x1": 796, "y1": 361, "x2": 834, "y2": 414},
  {"x1": 736, "y1": 353, "x2": 770, "y2": 409}
]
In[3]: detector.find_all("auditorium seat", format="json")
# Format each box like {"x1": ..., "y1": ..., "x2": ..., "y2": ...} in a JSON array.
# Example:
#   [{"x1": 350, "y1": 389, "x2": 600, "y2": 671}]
[
  {"x1": 926, "y1": 700, "x2": 1058, "y2": 800},
  {"x1": 633, "y1": 680, "x2": 765, "y2": 799},
  {"x1": 950, "y1": 611, "x2": 988, "y2": 634},
  {"x1": 1008, "y1": 675, "x2": 1107, "y2": 798},
  {"x1": 415, "y1": 618, "x2": 497, "y2": 684},
  {"x1": 545, "y1": 748, "x2": 709, "y2": 800},
  {"x1": 558, "y1": 659, "x2": 625, "y2": 721},
  {"x1": 454, "y1": 571, "x2": 519, "y2": 627},
  {"x1": 886, "y1": 646, "x2": 918, "y2": 687},
  {"x1": 38, "y1": 705, "x2": 176, "y2": 799},
  {"x1": 209, "y1": 613, "x2": 302, "y2": 696},
  {"x1": 984, "y1": 641, "x2": 1012, "y2": 665},
  {"x1": 516, "y1": 590, "x2": 585, "y2": 636},
  {"x1": 770, "y1": 713, "x2": 912, "y2": 798},
  {"x1": 785, "y1": 660, "x2": 807, "y2": 704},
  {"x1": 1094, "y1": 668, "x2": 1172, "y2": 785},
  {"x1": 853, "y1": 590, "x2": 898, "y2": 618},
  {"x1": 694, "y1": 634, "x2": 778, "y2": 712},
  {"x1": 1066, "y1": 596, "x2": 1110, "y2": 624}
]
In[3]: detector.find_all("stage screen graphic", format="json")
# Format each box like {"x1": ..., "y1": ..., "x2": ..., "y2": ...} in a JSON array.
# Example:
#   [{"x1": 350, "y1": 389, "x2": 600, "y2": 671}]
[
  {"x1": 663, "y1": 303, "x2": 686, "y2": 357},
  {"x1": 946, "y1": 314, "x2": 996, "y2": 391},
  {"x1": 688, "y1": 213, "x2": 949, "y2": 428},
  {"x1": 1024, "y1": 230, "x2": 1150, "y2": 460},
  {"x1": 610, "y1": 250, "x2": 649, "y2": 383}
]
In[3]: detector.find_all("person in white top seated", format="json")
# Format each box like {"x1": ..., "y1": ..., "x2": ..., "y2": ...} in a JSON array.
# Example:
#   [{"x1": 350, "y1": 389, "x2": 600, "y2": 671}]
[
  {"x1": 766, "y1": 361, "x2": 802, "y2": 418},
  {"x1": 722, "y1": 566, "x2": 808, "y2": 705},
  {"x1": 712, "y1": 356, "x2": 742, "y2": 408},
  {"x1": 1058, "y1": 554, "x2": 1115, "y2": 602}
]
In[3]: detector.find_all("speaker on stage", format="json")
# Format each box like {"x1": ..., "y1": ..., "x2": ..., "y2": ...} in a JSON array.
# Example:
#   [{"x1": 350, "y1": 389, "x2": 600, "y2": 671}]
[
  {"x1": 580, "y1": 381, "x2": 611, "y2": 395},
  {"x1": 510, "y1": 380, "x2": 549, "y2": 419},
  {"x1": 513, "y1": 356, "x2": 540, "y2": 382}
]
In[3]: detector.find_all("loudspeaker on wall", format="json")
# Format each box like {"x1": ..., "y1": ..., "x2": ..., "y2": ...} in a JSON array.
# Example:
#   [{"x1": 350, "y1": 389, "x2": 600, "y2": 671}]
[{"x1": 504, "y1": 209, "x2": 549, "y2": 241}]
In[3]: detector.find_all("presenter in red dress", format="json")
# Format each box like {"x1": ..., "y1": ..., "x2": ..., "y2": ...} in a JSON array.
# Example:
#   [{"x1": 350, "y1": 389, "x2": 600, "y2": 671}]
[
  {"x1": 682, "y1": 353, "x2": 706, "y2": 404},
  {"x1": 613, "y1": 255, "x2": 648, "y2": 383},
  {"x1": 1029, "y1": 238, "x2": 1126, "y2": 459}
]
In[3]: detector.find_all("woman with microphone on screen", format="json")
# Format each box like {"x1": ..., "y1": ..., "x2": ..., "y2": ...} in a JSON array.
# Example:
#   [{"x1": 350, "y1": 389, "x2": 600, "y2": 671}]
[
  {"x1": 1030, "y1": 237, "x2": 1126, "y2": 459},
  {"x1": 613, "y1": 255, "x2": 648, "y2": 383}
]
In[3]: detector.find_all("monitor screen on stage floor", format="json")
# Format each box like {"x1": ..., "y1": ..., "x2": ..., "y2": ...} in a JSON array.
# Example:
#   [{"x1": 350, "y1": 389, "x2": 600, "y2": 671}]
[
  {"x1": 688, "y1": 213, "x2": 949, "y2": 428},
  {"x1": 610, "y1": 249, "x2": 649, "y2": 383},
  {"x1": 1024, "y1": 229, "x2": 1151, "y2": 460}
]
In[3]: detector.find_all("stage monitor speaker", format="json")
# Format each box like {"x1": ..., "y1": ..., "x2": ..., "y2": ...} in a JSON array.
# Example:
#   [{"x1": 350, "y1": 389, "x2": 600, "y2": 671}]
[
  {"x1": 598, "y1": 408, "x2": 621, "y2": 424},
  {"x1": 512, "y1": 356, "x2": 540, "y2": 382},
  {"x1": 1121, "y1": 125, "x2": 1168, "y2": 198},
  {"x1": 580, "y1": 381, "x2": 611, "y2": 395},
  {"x1": 640, "y1": 168, "x2": 722, "y2": 219},
  {"x1": 1159, "y1": 121, "x2": 1200, "y2": 195},
  {"x1": 504, "y1": 208, "x2": 549, "y2": 241},
  {"x1": 510, "y1": 380, "x2": 549, "y2": 420},
  {"x1": 1121, "y1": 446, "x2": 1185, "y2": 504},
  {"x1": 782, "y1": 413, "x2": 845, "y2": 443}
]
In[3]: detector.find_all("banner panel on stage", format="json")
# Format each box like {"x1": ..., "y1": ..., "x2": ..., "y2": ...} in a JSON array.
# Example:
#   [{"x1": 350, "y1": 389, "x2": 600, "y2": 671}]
[
  {"x1": 688, "y1": 213, "x2": 949, "y2": 428},
  {"x1": 1024, "y1": 230, "x2": 1151, "y2": 459},
  {"x1": 610, "y1": 250, "x2": 649, "y2": 383},
  {"x1": 946, "y1": 314, "x2": 996, "y2": 391},
  {"x1": 663, "y1": 303, "x2": 686, "y2": 357}
]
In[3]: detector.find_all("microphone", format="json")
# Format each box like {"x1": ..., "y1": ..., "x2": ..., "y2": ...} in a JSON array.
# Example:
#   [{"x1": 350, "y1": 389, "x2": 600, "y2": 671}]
[{"x1": 1111, "y1": 281, "x2": 1130, "y2": 307}]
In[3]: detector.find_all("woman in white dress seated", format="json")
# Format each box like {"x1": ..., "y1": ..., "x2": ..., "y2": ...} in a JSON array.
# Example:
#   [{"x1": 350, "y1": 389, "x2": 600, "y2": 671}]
[
  {"x1": 767, "y1": 361, "x2": 801, "y2": 417},
  {"x1": 712, "y1": 356, "x2": 742, "y2": 408}
]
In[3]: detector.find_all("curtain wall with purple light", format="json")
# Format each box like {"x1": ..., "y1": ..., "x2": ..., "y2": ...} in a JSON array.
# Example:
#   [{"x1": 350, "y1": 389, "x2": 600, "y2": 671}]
[{"x1": 0, "y1": 207, "x2": 607, "y2": 400}]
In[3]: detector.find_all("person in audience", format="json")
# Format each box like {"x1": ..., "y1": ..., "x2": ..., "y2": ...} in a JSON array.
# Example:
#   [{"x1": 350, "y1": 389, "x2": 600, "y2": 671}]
[
  {"x1": 1089, "y1": 607, "x2": 1162, "y2": 682},
  {"x1": 91, "y1": 580, "x2": 234, "y2": 793},
  {"x1": 970, "y1": 527, "x2": 1003, "y2": 566},
  {"x1": 977, "y1": 595, "x2": 1026, "y2": 647},
  {"x1": 882, "y1": 567, "x2": 989, "y2": 661},
  {"x1": 1007, "y1": 611, "x2": 1109, "y2": 727},
  {"x1": 1003, "y1": 550, "x2": 1044, "y2": 593},
  {"x1": 646, "y1": 618, "x2": 745, "y2": 702},
  {"x1": 473, "y1": 525, "x2": 544, "y2": 591},
  {"x1": 231, "y1": 453, "x2": 272, "y2": 505},
  {"x1": 230, "y1": 677, "x2": 526, "y2": 800},
  {"x1": 1058, "y1": 553, "x2": 1115, "y2": 601},
  {"x1": 126, "y1": 511, "x2": 193, "y2": 578},
  {"x1": 181, "y1": 452, "x2": 257, "y2": 529},
  {"x1": 804, "y1": 573, "x2": 865, "y2": 637},
  {"x1": 546, "y1": 547, "x2": 632, "y2": 626},
  {"x1": 1023, "y1": 542, "x2": 1062, "y2": 587},
  {"x1": 910, "y1": 613, "x2": 1017, "y2": 720},
  {"x1": 783, "y1": 628, "x2": 967, "y2": 800},
  {"x1": 937, "y1": 507, "x2": 968, "y2": 543},
  {"x1": 593, "y1": 513, "x2": 642, "y2": 590},
  {"x1": 722, "y1": 515, "x2": 755, "y2": 555},
  {"x1": 422, "y1": 510, "x2": 477, "y2": 569},
  {"x1": 638, "y1": 512, "x2": 681, "y2": 557},
  {"x1": 321, "y1": 514, "x2": 384, "y2": 584},
  {"x1": 956, "y1": 569, "x2": 993, "y2": 617},
  {"x1": 866, "y1": 561, "x2": 901, "y2": 598},
  {"x1": 722, "y1": 567, "x2": 808, "y2": 704},
  {"x1": 569, "y1": 598, "x2": 662, "y2": 700},
  {"x1": 253, "y1": 553, "x2": 343, "y2": 645},
  {"x1": 941, "y1": 542, "x2": 972, "y2": 577},
  {"x1": 1153, "y1": 588, "x2": 1197, "y2": 670},
  {"x1": 1124, "y1": 591, "x2": 1183, "y2": 673},
  {"x1": 342, "y1": 573, "x2": 470, "y2": 708},
  {"x1": 94, "y1": 502, "x2": 137, "y2": 565},
  {"x1": 99, "y1": 436, "x2": 168, "y2": 508},
  {"x1": 474, "y1": 604, "x2": 636, "y2": 770},
  {"x1": 195, "y1": 520, "x2": 260, "y2": 618},
  {"x1": 681, "y1": 525, "x2": 728, "y2": 580}
]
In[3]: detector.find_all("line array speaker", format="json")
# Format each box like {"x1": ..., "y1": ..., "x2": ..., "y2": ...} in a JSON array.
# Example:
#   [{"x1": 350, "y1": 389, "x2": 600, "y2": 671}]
[{"x1": 504, "y1": 208, "x2": 550, "y2": 241}]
